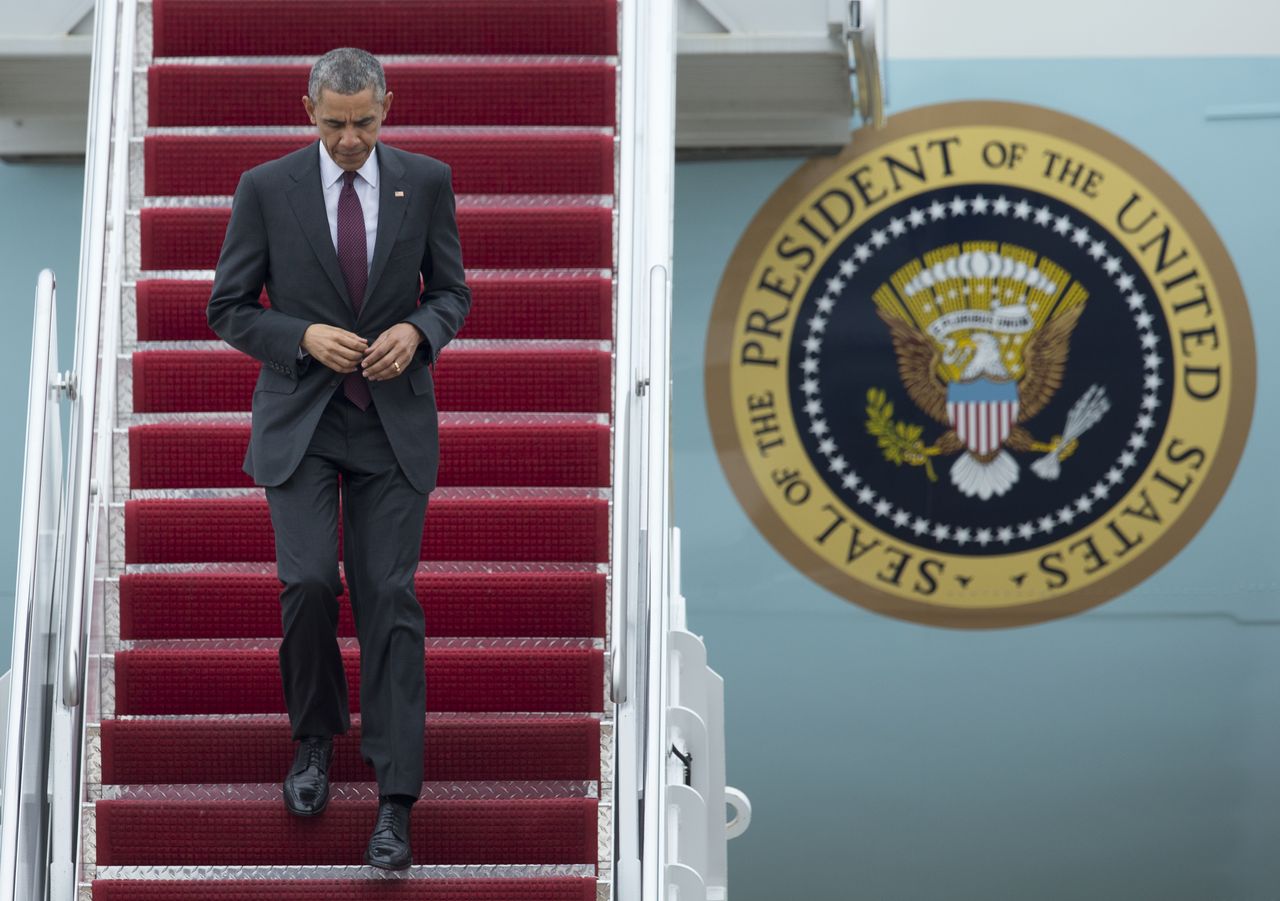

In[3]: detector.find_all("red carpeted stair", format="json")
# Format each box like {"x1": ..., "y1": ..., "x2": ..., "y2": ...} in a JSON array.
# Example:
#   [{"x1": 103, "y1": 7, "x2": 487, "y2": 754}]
[
  {"x1": 150, "y1": 0, "x2": 618, "y2": 57},
  {"x1": 96, "y1": 792, "x2": 598, "y2": 865},
  {"x1": 94, "y1": 880, "x2": 597, "y2": 900},
  {"x1": 145, "y1": 132, "x2": 616, "y2": 197},
  {"x1": 90, "y1": 1, "x2": 617, "y2": 897},
  {"x1": 101, "y1": 715, "x2": 603, "y2": 783},
  {"x1": 129, "y1": 419, "x2": 612, "y2": 488},
  {"x1": 135, "y1": 274, "x2": 615, "y2": 341},
  {"x1": 139, "y1": 202, "x2": 614, "y2": 270},
  {"x1": 114, "y1": 641, "x2": 603, "y2": 715},
  {"x1": 118, "y1": 568, "x2": 606, "y2": 638},
  {"x1": 148, "y1": 62, "x2": 616, "y2": 127},
  {"x1": 131, "y1": 347, "x2": 612, "y2": 413}
]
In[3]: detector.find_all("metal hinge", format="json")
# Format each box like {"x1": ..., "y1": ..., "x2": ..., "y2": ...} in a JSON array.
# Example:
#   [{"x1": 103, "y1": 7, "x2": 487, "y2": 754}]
[
  {"x1": 671, "y1": 743, "x2": 693, "y2": 786},
  {"x1": 52, "y1": 370, "x2": 78, "y2": 401},
  {"x1": 846, "y1": 0, "x2": 886, "y2": 128}
]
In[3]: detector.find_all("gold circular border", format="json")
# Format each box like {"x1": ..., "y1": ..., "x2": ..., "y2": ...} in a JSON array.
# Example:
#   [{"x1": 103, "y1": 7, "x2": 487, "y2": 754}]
[{"x1": 705, "y1": 100, "x2": 1257, "y2": 629}]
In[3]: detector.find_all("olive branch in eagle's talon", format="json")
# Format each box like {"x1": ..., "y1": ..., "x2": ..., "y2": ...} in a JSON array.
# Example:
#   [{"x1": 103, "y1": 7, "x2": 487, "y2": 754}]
[{"x1": 865, "y1": 387, "x2": 943, "y2": 482}]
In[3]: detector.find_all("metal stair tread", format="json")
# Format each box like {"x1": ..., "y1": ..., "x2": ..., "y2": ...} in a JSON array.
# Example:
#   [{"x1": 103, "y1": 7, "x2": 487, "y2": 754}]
[
  {"x1": 122, "y1": 410, "x2": 611, "y2": 427},
  {"x1": 142, "y1": 124, "x2": 616, "y2": 136},
  {"x1": 145, "y1": 54, "x2": 618, "y2": 66},
  {"x1": 90, "y1": 863, "x2": 597, "y2": 879},
  {"x1": 102, "y1": 711, "x2": 605, "y2": 722},
  {"x1": 95, "y1": 780, "x2": 598, "y2": 801},
  {"x1": 120, "y1": 560, "x2": 608, "y2": 574},
  {"x1": 123, "y1": 486, "x2": 611, "y2": 501},
  {"x1": 131, "y1": 266, "x2": 614, "y2": 279},
  {"x1": 114, "y1": 636, "x2": 603, "y2": 652},
  {"x1": 127, "y1": 337, "x2": 613, "y2": 353},
  {"x1": 134, "y1": 193, "x2": 614, "y2": 208}
]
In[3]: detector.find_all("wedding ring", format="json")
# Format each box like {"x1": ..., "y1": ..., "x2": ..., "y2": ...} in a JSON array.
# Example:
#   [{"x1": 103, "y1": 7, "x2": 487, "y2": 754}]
[{"x1": 393, "y1": 361, "x2": 401, "y2": 372}]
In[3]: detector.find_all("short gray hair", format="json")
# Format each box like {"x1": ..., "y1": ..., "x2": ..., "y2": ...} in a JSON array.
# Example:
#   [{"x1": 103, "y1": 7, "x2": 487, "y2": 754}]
[{"x1": 308, "y1": 48, "x2": 386, "y2": 104}]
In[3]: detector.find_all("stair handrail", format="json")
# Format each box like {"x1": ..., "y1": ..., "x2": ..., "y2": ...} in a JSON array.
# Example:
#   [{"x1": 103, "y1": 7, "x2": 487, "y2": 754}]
[
  {"x1": 46, "y1": 0, "x2": 134, "y2": 895},
  {"x1": 0, "y1": 270, "x2": 69, "y2": 901},
  {"x1": 56, "y1": 0, "x2": 129, "y2": 716},
  {"x1": 611, "y1": 0, "x2": 677, "y2": 895}
]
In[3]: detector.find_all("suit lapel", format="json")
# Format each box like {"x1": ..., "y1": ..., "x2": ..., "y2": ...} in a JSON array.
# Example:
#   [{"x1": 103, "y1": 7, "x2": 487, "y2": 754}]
[
  {"x1": 285, "y1": 145, "x2": 354, "y2": 315},
  {"x1": 360, "y1": 141, "x2": 409, "y2": 322}
]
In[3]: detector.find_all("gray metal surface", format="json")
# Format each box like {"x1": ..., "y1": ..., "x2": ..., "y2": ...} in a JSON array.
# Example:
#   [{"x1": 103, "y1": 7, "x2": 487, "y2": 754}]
[
  {"x1": 102, "y1": 710, "x2": 607, "y2": 723},
  {"x1": 121, "y1": 485, "x2": 613, "y2": 501},
  {"x1": 122, "y1": 411, "x2": 612, "y2": 427},
  {"x1": 134, "y1": 193, "x2": 615, "y2": 209},
  {"x1": 112, "y1": 636, "x2": 604, "y2": 653},
  {"x1": 144, "y1": 124, "x2": 616, "y2": 135},
  {"x1": 118, "y1": 560, "x2": 609, "y2": 575},
  {"x1": 144, "y1": 54, "x2": 619, "y2": 66},
  {"x1": 95, "y1": 780, "x2": 598, "y2": 802},
  {"x1": 87, "y1": 863, "x2": 597, "y2": 881},
  {"x1": 125, "y1": 337, "x2": 615, "y2": 353}
]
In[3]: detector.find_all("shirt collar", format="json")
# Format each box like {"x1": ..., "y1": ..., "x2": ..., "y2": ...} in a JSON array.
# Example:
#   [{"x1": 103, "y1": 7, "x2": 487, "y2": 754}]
[{"x1": 318, "y1": 138, "x2": 379, "y2": 189}]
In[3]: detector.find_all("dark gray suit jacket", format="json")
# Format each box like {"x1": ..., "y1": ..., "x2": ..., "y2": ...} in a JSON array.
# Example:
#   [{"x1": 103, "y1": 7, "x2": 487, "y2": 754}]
[{"x1": 207, "y1": 140, "x2": 471, "y2": 493}]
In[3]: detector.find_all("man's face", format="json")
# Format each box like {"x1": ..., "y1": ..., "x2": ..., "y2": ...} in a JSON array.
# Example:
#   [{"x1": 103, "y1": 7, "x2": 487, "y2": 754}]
[{"x1": 302, "y1": 86, "x2": 393, "y2": 171}]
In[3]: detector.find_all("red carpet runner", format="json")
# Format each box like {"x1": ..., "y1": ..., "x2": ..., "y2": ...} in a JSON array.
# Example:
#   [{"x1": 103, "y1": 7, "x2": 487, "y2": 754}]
[{"x1": 89, "y1": 1, "x2": 617, "y2": 897}]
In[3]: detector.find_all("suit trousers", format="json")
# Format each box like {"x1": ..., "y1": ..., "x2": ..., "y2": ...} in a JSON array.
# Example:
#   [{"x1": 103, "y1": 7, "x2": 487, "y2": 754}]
[{"x1": 265, "y1": 385, "x2": 429, "y2": 798}]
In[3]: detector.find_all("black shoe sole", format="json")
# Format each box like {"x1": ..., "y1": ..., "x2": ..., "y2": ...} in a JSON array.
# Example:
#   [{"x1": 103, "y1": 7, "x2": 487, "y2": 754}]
[{"x1": 364, "y1": 852, "x2": 412, "y2": 871}]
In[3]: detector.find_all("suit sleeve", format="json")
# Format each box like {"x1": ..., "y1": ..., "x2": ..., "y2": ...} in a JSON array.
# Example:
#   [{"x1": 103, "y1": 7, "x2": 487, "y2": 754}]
[
  {"x1": 207, "y1": 169, "x2": 313, "y2": 374},
  {"x1": 403, "y1": 164, "x2": 471, "y2": 364}
]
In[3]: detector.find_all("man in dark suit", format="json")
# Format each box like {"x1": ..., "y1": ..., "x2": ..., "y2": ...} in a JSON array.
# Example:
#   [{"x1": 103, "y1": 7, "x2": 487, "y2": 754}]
[{"x1": 207, "y1": 47, "x2": 470, "y2": 870}]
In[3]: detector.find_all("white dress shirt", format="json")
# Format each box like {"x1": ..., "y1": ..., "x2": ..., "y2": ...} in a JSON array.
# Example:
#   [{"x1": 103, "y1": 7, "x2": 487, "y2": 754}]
[
  {"x1": 317, "y1": 138, "x2": 379, "y2": 272},
  {"x1": 299, "y1": 140, "x2": 380, "y2": 359}
]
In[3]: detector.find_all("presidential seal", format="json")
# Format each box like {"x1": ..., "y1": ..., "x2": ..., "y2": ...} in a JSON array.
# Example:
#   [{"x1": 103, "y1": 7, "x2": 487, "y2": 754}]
[{"x1": 706, "y1": 102, "x2": 1255, "y2": 627}]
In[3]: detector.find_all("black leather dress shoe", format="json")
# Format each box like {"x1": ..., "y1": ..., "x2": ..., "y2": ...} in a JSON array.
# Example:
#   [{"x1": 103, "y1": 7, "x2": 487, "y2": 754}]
[
  {"x1": 364, "y1": 799, "x2": 412, "y2": 870},
  {"x1": 282, "y1": 735, "x2": 333, "y2": 817}
]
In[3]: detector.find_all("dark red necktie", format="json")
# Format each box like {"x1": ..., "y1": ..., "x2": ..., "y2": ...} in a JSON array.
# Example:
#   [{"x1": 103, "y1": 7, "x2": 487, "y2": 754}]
[{"x1": 337, "y1": 169, "x2": 372, "y2": 410}]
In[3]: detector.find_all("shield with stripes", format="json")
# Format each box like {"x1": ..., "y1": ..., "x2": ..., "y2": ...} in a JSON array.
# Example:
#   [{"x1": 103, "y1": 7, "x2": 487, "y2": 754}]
[{"x1": 946, "y1": 378, "x2": 1019, "y2": 457}]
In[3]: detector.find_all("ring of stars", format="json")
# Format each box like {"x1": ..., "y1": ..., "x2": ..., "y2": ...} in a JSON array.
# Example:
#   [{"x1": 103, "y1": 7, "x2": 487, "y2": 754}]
[{"x1": 797, "y1": 191, "x2": 1168, "y2": 549}]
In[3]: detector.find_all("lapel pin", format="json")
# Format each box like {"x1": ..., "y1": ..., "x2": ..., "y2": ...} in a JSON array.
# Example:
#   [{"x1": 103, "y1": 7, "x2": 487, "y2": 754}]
[{"x1": 394, "y1": 190, "x2": 405, "y2": 197}]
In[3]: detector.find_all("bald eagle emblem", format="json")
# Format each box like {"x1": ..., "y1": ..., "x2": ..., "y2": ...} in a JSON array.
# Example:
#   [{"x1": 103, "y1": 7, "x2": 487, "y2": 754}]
[{"x1": 868, "y1": 243, "x2": 1111, "y2": 500}]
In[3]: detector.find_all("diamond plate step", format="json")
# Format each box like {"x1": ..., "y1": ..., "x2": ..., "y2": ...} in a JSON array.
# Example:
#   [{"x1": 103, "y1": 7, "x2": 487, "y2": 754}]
[{"x1": 90, "y1": 870, "x2": 596, "y2": 900}]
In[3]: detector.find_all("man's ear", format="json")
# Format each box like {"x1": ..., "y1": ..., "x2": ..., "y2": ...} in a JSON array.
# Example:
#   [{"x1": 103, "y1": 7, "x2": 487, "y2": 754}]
[{"x1": 301, "y1": 94, "x2": 315, "y2": 123}]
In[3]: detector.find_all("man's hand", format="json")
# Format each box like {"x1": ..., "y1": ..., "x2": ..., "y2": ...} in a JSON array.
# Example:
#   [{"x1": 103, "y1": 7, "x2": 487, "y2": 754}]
[
  {"x1": 362, "y1": 323, "x2": 423, "y2": 381},
  {"x1": 301, "y1": 324, "x2": 368, "y2": 373}
]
